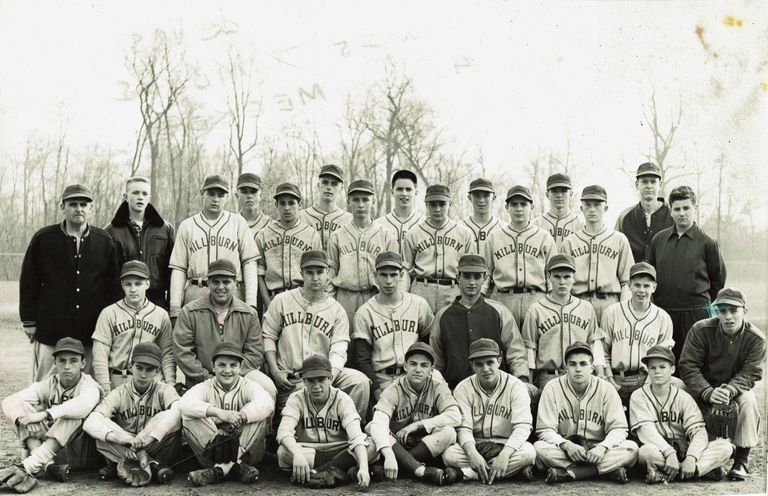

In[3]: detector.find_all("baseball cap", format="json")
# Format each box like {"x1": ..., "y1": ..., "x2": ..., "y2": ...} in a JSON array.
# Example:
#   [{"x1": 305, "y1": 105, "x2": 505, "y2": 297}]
[
  {"x1": 546, "y1": 254, "x2": 576, "y2": 273},
  {"x1": 319, "y1": 164, "x2": 344, "y2": 182},
  {"x1": 581, "y1": 185, "x2": 607, "y2": 202},
  {"x1": 131, "y1": 342, "x2": 162, "y2": 368},
  {"x1": 546, "y1": 173, "x2": 573, "y2": 190},
  {"x1": 273, "y1": 182, "x2": 302, "y2": 201},
  {"x1": 237, "y1": 172, "x2": 262, "y2": 190},
  {"x1": 457, "y1": 254, "x2": 486, "y2": 273},
  {"x1": 375, "y1": 251, "x2": 403, "y2": 270},
  {"x1": 630, "y1": 262, "x2": 656, "y2": 281},
  {"x1": 564, "y1": 341, "x2": 593, "y2": 361},
  {"x1": 201, "y1": 174, "x2": 230, "y2": 193},
  {"x1": 468, "y1": 338, "x2": 501, "y2": 361},
  {"x1": 301, "y1": 250, "x2": 329, "y2": 269},
  {"x1": 640, "y1": 345, "x2": 675, "y2": 365},
  {"x1": 636, "y1": 162, "x2": 662, "y2": 179},
  {"x1": 301, "y1": 354, "x2": 333, "y2": 379},
  {"x1": 404, "y1": 342, "x2": 436, "y2": 364},
  {"x1": 424, "y1": 184, "x2": 451, "y2": 202},
  {"x1": 207, "y1": 259, "x2": 237, "y2": 278},
  {"x1": 212, "y1": 341, "x2": 244, "y2": 362},
  {"x1": 348, "y1": 179, "x2": 375, "y2": 196},
  {"x1": 505, "y1": 185, "x2": 533, "y2": 203},
  {"x1": 712, "y1": 288, "x2": 746, "y2": 307},
  {"x1": 52, "y1": 337, "x2": 85, "y2": 357},
  {"x1": 61, "y1": 184, "x2": 93, "y2": 203},
  {"x1": 469, "y1": 178, "x2": 495, "y2": 194},
  {"x1": 392, "y1": 169, "x2": 417, "y2": 185},
  {"x1": 120, "y1": 260, "x2": 150, "y2": 280}
]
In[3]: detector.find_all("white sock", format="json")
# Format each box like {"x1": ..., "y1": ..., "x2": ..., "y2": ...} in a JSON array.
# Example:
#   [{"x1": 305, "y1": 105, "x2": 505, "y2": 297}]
[
  {"x1": 461, "y1": 467, "x2": 479, "y2": 480},
  {"x1": 22, "y1": 444, "x2": 56, "y2": 475},
  {"x1": 215, "y1": 462, "x2": 234, "y2": 475},
  {"x1": 414, "y1": 465, "x2": 425, "y2": 477}
]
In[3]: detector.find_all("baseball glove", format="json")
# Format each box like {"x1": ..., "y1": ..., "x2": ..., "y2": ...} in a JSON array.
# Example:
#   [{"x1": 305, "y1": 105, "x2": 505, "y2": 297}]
[
  {"x1": 704, "y1": 401, "x2": 739, "y2": 440},
  {"x1": 117, "y1": 452, "x2": 152, "y2": 487},
  {"x1": 475, "y1": 441, "x2": 504, "y2": 461},
  {"x1": 0, "y1": 465, "x2": 38, "y2": 493}
]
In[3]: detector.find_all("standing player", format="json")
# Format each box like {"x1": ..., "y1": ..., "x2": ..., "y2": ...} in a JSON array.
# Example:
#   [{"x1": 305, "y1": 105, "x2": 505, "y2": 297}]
[
  {"x1": 367, "y1": 343, "x2": 462, "y2": 485},
  {"x1": 560, "y1": 185, "x2": 633, "y2": 322},
  {"x1": 255, "y1": 182, "x2": 322, "y2": 309},
  {"x1": 532, "y1": 173, "x2": 583, "y2": 248},
  {"x1": 328, "y1": 179, "x2": 397, "y2": 325},
  {"x1": 105, "y1": 176, "x2": 175, "y2": 309},
  {"x1": 168, "y1": 174, "x2": 259, "y2": 323},
  {"x1": 615, "y1": 163, "x2": 672, "y2": 263},
  {"x1": 236, "y1": 172, "x2": 272, "y2": 238},
  {"x1": 442, "y1": 339, "x2": 537, "y2": 484},
  {"x1": 179, "y1": 342, "x2": 274, "y2": 487},
  {"x1": 534, "y1": 342, "x2": 638, "y2": 484},
  {"x1": 403, "y1": 183, "x2": 474, "y2": 313},
  {"x1": 484, "y1": 185, "x2": 557, "y2": 328},
  {"x1": 630, "y1": 346, "x2": 734, "y2": 484},
  {"x1": 300, "y1": 164, "x2": 352, "y2": 250},
  {"x1": 461, "y1": 178, "x2": 501, "y2": 255},
  {"x1": 375, "y1": 170, "x2": 423, "y2": 259}
]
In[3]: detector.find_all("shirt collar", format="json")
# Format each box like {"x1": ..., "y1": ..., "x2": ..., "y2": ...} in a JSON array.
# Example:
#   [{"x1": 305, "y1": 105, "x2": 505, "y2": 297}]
[
  {"x1": 60, "y1": 221, "x2": 91, "y2": 238},
  {"x1": 671, "y1": 223, "x2": 699, "y2": 240}
]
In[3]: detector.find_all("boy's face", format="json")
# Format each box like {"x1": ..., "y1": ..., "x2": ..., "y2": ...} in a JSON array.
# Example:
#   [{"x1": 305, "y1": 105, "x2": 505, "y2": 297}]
[
  {"x1": 471, "y1": 356, "x2": 501, "y2": 385},
  {"x1": 122, "y1": 276, "x2": 150, "y2": 305},
  {"x1": 131, "y1": 361, "x2": 159, "y2": 389},
  {"x1": 54, "y1": 352, "x2": 85, "y2": 383},
  {"x1": 458, "y1": 271, "x2": 484, "y2": 297},
  {"x1": 670, "y1": 198, "x2": 696, "y2": 230},
  {"x1": 392, "y1": 179, "x2": 416, "y2": 209},
  {"x1": 635, "y1": 176, "x2": 661, "y2": 202},
  {"x1": 565, "y1": 352, "x2": 594, "y2": 387},
  {"x1": 304, "y1": 376, "x2": 332, "y2": 403},
  {"x1": 549, "y1": 269, "x2": 575, "y2": 297},
  {"x1": 201, "y1": 189, "x2": 228, "y2": 217},
  {"x1": 348, "y1": 192, "x2": 373, "y2": 219},
  {"x1": 318, "y1": 176, "x2": 342, "y2": 202},
  {"x1": 404, "y1": 354, "x2": 433, "y2": 387},
  {"x1": 276, "y1": 196, "x2": 301, "y2": 223},
  {"x1": 506, "y1": 199, "x2": 532, "y2": 225},
  {"x1": 629, "y1": 276, "x2": 656, "y2": 304},
  {"x1": 237, "y1": 187, "x2": 262, "y2": 212},
  {"x1": 469, "y1": 191, "x2": 494, "y2": 216},
  {"x1": 375, "y1": 268, "x2": 402, "y2": 296},
  {"x1": 125, "y1": 181, "x2": 151, "y2": 214},
  {"x1": 646, "y1": 358, "x2": 674, "y2": 386},
  {"x1": 716, "y1": 304, "x2": 745, "y2": 333},
  {"x1": 302, "y1": 267, "x2": 328, "y2": 292},
  {"x1": 580, "y1": 200, "x2": 607, "y2": 224},
  {"x1": 546, "y1": 187, "x2": 572, "y2": 210},
  {"x1": 426, "y1": 200, "x2": 449, "y2": 224},
  {"x1": 213, "y1": 356, "x2": 241, "y2": 387}
]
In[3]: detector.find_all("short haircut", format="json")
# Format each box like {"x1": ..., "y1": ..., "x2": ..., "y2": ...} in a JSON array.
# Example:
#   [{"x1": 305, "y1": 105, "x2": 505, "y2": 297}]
[
  {"x1": 391, "y1": 170, "x2": 417, "y2": 188},
  {"x1": 668, "y1": 185, "x2": 696, "y2": 206},
  {"x1": 126, "y1": 176, "x2": 150, "y2": 189}
]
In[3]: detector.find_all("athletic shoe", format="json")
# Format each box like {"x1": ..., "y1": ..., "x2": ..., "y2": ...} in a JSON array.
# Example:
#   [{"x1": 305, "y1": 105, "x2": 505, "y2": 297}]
[
  {"x1": 45, "y1": 463, "x2": 70, "y2": 482},
  {"x1": 519, "y1": 464, "x2": 536, "y2": 482},
  {"x1": 237, "y1": 463, "x2": 260, "y2": 484},
  {"x1": 306, "y1": 466, "x2": 349, "y2": 489},
  {"x1": 545, "y1": 467, "x2": 573, "y2": 484},
  {"x1": 702, "y1": 466, "x2": 727, "y2": 482},
  {"x1": 645, "y1": 466, "x2": 666, "y2": 484},
  {"x1": 98, "y1": 462, "x2": 118, "y2": 480},
  {"x1": 442, "y1": 467, "x2": 463, "y2": 485},
  {"x1": 187, "y1": 466, "x2": 224, "y2": 486},
  {"x1": 150, "y1": 464, "x2": 174, "y2": 485},
  {"x1": 422, "y1": 466, "x2": 446, "y2": 486},
  {"x1": 605, "y1": 467, "x2": 629, "y2": 484},
  {"x1": 728, "y1": 460, "x2": 749, "y2": 481}
]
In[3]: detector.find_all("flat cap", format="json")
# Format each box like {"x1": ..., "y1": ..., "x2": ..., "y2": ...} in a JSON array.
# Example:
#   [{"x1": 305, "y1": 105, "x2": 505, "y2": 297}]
[
  {"x1": 424, "y1": 184, "x2": 451, "y2": 202},
  {"x1": 457, "y1": 254, "x2": 487, "y2": 273},
  {"x1": 712, "y1": 288, "x2": 746, "y2": 307},
  {"x1": 212, "y1": 341, "x2": 245, "y2": 362},
  {"x1": 274, "y1": 182, "x2": 302, "y2": 201},
  {"x1": 547, "y1": 254, "x2": 576, "y2": 272},
  {"x1": 630, "y1": 262, "x2": 656, "y2": 280},
  {"x1": 505, "y1": 185, "x2": 533, "y2": 203},
  {"x1": 581, "y1": 185, "x2": 607, "y2": 202},
  {"x1": 564, "y1": 341, "x2": 593, "y2": 361},
  {"x1": 375, "y1": 251, "x2": 403, "y2": 270},
  {"x1": 546, "y1": 173, "x2": 573, "y2": 190},
  {"x1": 201, "y1": 174, "x2": 230, "y2": 193},
  {"x1": 469, "y1": 178, "x2": 495, "y2": 194},
  {"x1": 468, "y1": 338, "x2": 501, "y2": 361},
  {"x1": 319, "y1": 164, "x2": 344, "y2": 182},
  {"x1": 640, "y1": 345, "x2": 675, "y2": 365},
  {"x1": 301, "y1": 354, "x2": 332, "y2": 379},
  {"x1": 237, "y1": 172, "x2": 262, "y2": 190},
  {"x1": 121, "y1": 260, "x2": 150, "y2": 280},
  {"x1": 636, "y1": 162, "x2": 662, "y2": 179},
  {"x1": 131, "y1": 342, "x2": 162, "y2": 368},
  {"x1": 301, "y1": 250, "x2": 329, "y2": 269},
  {"x1": 61, "y1": 184, "x2": 93, "y2": 203},
  {"x1": 348, "y1": 179, "x2": 375, "y2": 195},
  {"x1": 207, "y1": 259, "x2": 237, "y2": 278},
  {"x1": 53, "y1": 337, "x2": 85, "y2": 357},
  {"x1": 404, "y1": 342, "x2": 436, "y2": 364}
]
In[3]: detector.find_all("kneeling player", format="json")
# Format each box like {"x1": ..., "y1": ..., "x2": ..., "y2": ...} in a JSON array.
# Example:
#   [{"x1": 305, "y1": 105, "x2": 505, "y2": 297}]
[
  {"x1": 179, "y1": 342, "x2": 274, "y2": 487},
  {"x1": 83, "y1": 342, "x2": 182, "y2": 486},
  {"x1": 277, "y1": 355, "x2": 377, "y2": 489},
  {"x1": 631, "y1": 346, "x2": 733, "y2": 483},
  {"x1": 534, "y1": 342, "x2": 638, "y2": 484},
  {"x1": 367, "y1": 343, "x2": 461, "y2": 485},
  {"x1": 1, "y1": 338, "x2": 101, "y2": 493},
  {"x1": 442, "y1": 338, "x2": 537, "y2": 484}
]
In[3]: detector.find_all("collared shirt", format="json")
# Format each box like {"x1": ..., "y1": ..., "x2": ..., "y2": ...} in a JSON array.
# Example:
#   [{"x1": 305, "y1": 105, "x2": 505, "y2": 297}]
[{"x1": 615, "y1": 199, "x2": 672, "y2": 262}]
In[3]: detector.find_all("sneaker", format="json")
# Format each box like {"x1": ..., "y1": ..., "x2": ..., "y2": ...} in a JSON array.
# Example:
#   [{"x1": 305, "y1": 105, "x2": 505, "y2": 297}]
[
  {"x1": 422, "y1": 466, "x2": 446, "y2": 486},
  {"x1": 728, "y1": 460, "x2": 749, "y2": 481},
  {"x1": 605, "y1": 467, "x2": 629, "y2": 484},
  {"x1": 237, "y1": 463, "x2": 260, "y2": 484},
  {"x1": 442, "y1": 467, "x2": 463, "y2": 485},
  {"x1": 45, "y1": 463, "x2": 70, "y2": 482},
  {"x1": 307, "y1": 467, "x2": 349, "y2": 489},
  {"x1": 187, "y1": 467, "x2": 225, "y2": 487},
  {"x1": 370, "y1": 464, "x2": 386, "y2": 482},
  {"x1": 702, "y1": 466, "x2": 727, "y2": 482},
  {"x1": 150, "y1": 464, "x2": 175, "y2": 485},
  {"x1": 645, "y1": 466, "x2": 666, "y2": 484},
  {"x1": 98, "y1": 462, "x2": 118, "y2": 480},
  {"x1": 545, "y1": 467, "x2": 573, "y2": 484},
  {"x1": 520, "y1": 464, "x2": 536, "y2": 482}
]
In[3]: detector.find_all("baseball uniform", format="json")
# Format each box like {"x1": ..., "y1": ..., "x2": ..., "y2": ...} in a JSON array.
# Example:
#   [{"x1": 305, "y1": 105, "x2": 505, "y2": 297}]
[
  {"x1": 403, "y1": 219, "x2": 474, "y2": 313},
  {"x1": 560, "y1": 227, "x2": 634, "y2": 321},
  {"x1": 243, "y1": 211, "x2": 272, "y2": 239},
  {"x1": 179, "y1": 375, "x2": 274, "y2": 467},
  {"x1": 375, "y1": 211, "x2": 424, "y2": 258},
  {"x1": 532, "y1": 211, "x2": 583, "y2": 249},
  {"x1": 522, "y1": 295, "x2": 599, "y2": 389},
  {"x1": 442, "y1": 371, "x2": 537, "y2": 477},
  {"x1": 262, "y1": 289, "x2": 370, "y2": 418},
  {"x1": 630, "y1": 385, "x2": 733, "y2": 477},
  {"x1": 255, "y1": 219, "x2": 322, "y2": 294},
  {"x1": 534, "y1": 375, "x2": 638, "y2": 473},
  {"x1": 328, "y1": 222, "x2": 397, "y2": 326},
  {"x1": 300, "y1": 206, "x2": 352, "y2": 250},
  {"x1": 461, "y1": 216, "x2": 501, "y2": 256},
  {"x1": 91, "y1": 299, "x2": 175, "y2": 393}
]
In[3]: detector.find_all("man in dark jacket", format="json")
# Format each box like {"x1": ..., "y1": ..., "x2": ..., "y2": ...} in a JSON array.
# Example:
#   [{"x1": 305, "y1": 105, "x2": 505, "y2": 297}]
[
  {"x1": 105, "y1": 176, "x2": 175, "y2": 309},
  {"x1": 20, "y1": 184, "x2": 121, "y2": 381}
]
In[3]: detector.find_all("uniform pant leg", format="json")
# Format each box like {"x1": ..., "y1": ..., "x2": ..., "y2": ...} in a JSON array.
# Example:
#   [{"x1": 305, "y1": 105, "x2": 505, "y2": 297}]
[
  {"x1": 277, "y1": 442, "x2": 347, "y2": 470},
  {"x1": 637, "y1": 442, "x2": 666, "y2": 469},
  {"x1": 275, "y1": 379, "x2": 303, "y2": 417},
  {"x1": 96, "y1": 430, "x2": 183, "y2": 466},
  {"x1": 237, "y1": 419, "x2": 269, "y2": 465},
  {"x1": 410, "y1": 281, "x2": 438, "y2": 314},
  {"x1": 54, "y1": 421, "x2": 99, "y2": 469},
  {"x1": 412, "y1": 427, "x2": 457, "y2": 457},
  {"x1": 182, "y1": 417, "x2": 220, "y2": 467},
  {"x1": 733, "y1": 389, "x2": 761, "y2": 448},
  {"x1": 533, "y1": 440, "x2": 573, "y2": 469},
  {"x1": 586, "y1": 295, "x2": 619, "y2": 324},
  {"x1": 373, "y1": 372, "x2": 397, "y2": 399},
  {"x1": 32, "y1": 342, "x2": 55, "y2": 382},
  {"x1": 696, "y1": 438, "x2": 734, "y2": 476},
  {"x1": 436, "y1": 285, "x2": 460, "y2": 313},
  {"x1": 333, "y1": 368, "x2": 371, "y2": 420},
  {"x1": 183, "y1": 284, "x2": 210, "y2": 307},
  {"x1": 244, "y1": 369, "x2": 278, "y2": 400},
  {"x1": 442, "y1": 443, "x2": 472, "y2": 468},
  {"x1": 594, "y1": 440, "x2": 638, "y2": 473},
  {"x1": 492, "y1": 442, "x2": 537, "y2": 477},
  {"x1": 335, "y1": 289, "x2": 376, "y2": 331}
]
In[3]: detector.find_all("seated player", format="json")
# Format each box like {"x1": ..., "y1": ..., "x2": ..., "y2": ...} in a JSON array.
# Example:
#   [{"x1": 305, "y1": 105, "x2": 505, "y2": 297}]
[
  {"x1": 367, "y1": 343, "x2": 461, "y2": 486},
  {"x1": 630, "y1": 346, "x2": 734, "y2": 484},
  {"x1": 534, "y1": 342, "x2": 638, "y2": 484},
  {"x1": 1, "y1": 338, "x2": 101, "y2": 493},
  {"x1": 179, "y1": 342, "x2": 274, "y2": 487},
  {"x1": 83, "y1": 342, "x2": 182, "y2": 486},
  {"x1": 442, "y1": 338, "x2": 537, "y2": 484},
  {"x1": 276, "y1": 355, "x2": 377, "y2": 489}
]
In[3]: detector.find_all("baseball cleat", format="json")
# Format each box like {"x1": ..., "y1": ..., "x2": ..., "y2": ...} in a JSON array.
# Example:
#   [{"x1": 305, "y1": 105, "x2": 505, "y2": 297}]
[
  {"x1": 702, "y1": 466, "x2": 727, "y2": 482},
  {"x1": 45, "y1": 463, "x2": 70, "y2": 482},
  {"x1": 98, "y1": 462, "x2": 118, "y2": 480},
  {"x1": 187, "y1": 466, "x2": 224, "y2": 487},
  {"x1": 519, "y1": 464, "x2": 536, "y2": 482},
  {"x1": 545, "y1": 467, "x2": 573, "y2": 484},
  {"x1": 307, "y1": 466, "x2": 349, "y2": 489},
  {"x1": 442, "y1": 467, "x2": 463, "y2": 485},
  {"x1": 237, "y1": 463, "x2": 260, "y2": 484},
  {"x1": 728, "y1": 460, "x2": 749, "y2": 481},
  {"x1": 645, "y1": 466, "x2": 666, "y2": 484},
  {"x1": 150, "y1": 464, "x2": 174, "y2": 485},
  {"x1": 605, "y1": 467, "x2": 629, "y2": 484},
  {"x1": 422, "y1": 466, "x2": 445, "y2": 486}
]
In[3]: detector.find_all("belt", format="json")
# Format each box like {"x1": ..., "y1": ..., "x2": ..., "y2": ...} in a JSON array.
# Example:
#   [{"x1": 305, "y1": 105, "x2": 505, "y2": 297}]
[
  {"x1": 381, "y1": 365, "x2": 404, "y2": 375},
  {"x1": 582, "y1": 291, "x2": 618, "y2": 300},
  {"x1": 612, "y1": 369, "x2": 646, "y2": 378},
  {"x1": 109, "y1": 368, "x2": 132, "y2": 376},
  {"x1": 496, "y1": 287, "x2": 540, "y2": 294},
  {"x1": 188, "y1": 278, "x2": 208, "y2": 287},
  {"x1": 414, "y1": 277, "x2": 456, "y2": 286},
  {"x1": 286, "y1": 372, "x2": 301, "y2": 380}
]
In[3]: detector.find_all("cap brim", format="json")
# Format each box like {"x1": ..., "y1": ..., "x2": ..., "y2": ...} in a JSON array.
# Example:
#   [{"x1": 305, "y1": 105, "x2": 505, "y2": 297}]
[
  {"x1": 547, "y1": 182, "x2": 572, "y2": 190},
  {"x1": 405, "y1": 350, "x2": 435, "y2": 364},
  {"x1": 376, "y1": 262, "x2": 403, "y2": 270},
  {"x1": 469, "y1": 186, "x2": 495, "y2": 193},
  {"x1": 301, "y1": 369, "x2": 332, "y2": 379},
  {"x1": 548, "y1": 263, "x2": 576, "y2": 272},
  {"x1": 565, "y1": 347, "x2": 592, "y2": 358},
  {"x1": 712, "y1": 298, "x2": 745, "y2": 307},
  {"x1": 636, "y1": 172, "x2": 662, "y2": 179},
  {"x1": 274, "y1": 192, "x2": 301, "y2": 200},
  {"x1": 468, "y1": 351, "x2": 499, "y2": 360},
  {"x1": 581, "y1": 195, "x2": 606, "y2": 201},
  {"x1": 121, "y1": 270, "x2": 150, "y2": 279},
  {"x1": 237, "y1": 182, "x2": 262, "y2": 190},
  {"x1": 132, "y1": 356, "x2": 161, "y2": 367},
  {"x1": 458, "y1": 265, "x2": 486, "y2": 273},
  {"x1": 301, "y1": 263, "x2": 329, "y2": 269},
  {"x1": 203, "y1": 185, "x2": 230, "y2": 193},
  {"x1": 62, "y1": 195, "x2": 94, "y2": 202},
  {"x1": 208, "y1": 270, "x2": 237, "y2": 278},
  {"x1": 640, "y1": 354, "x2": 673, "y2": 365},
  {"x1": 320, "y1": 173, "x2": 344, "y2": 182},
  {"x1": 506, "y1": 194, "x2": 533, "y2": 202},
  {"x1": 349, "y1": 188, "x2": 375, "y2": 195},
  {"x1": 425, "y1": 194, "x2": 451, "y2": 202},
  {"x1": 212, "y1": 352, "x2": 244, "y2": 361},
  {"x1": 630, "y1": 270, "x2": 656, "y2": 280},
  {"x1": 52, "y1": 346, "x2": 85, "y2": 356}
]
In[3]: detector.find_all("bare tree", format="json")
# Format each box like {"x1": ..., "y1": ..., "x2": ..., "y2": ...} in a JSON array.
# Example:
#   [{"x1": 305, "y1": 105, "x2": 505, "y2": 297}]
[{"x1": 221, "y1": 45, "x2": 262, "y2": 175}]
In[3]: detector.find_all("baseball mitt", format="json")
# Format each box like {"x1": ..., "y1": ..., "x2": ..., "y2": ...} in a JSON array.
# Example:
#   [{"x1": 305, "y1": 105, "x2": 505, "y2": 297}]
[
  {"x1": 475, "y1": 441, "x2": 505, "y2": 461},
  {"x1": 704, "y1": 401, "x2": 739, "y2": 440},
  {"x1": 117, "y1": 453, "x2": 152, "y2": 487},
  {"x1": 0, "y1": 465, "x2": 38, "y2": 493}
]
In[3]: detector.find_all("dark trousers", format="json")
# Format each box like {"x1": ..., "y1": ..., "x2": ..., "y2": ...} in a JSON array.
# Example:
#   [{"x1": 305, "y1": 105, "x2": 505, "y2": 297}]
[{"x1": 665, "y1": 307, "x2": 711, "y2": 369}]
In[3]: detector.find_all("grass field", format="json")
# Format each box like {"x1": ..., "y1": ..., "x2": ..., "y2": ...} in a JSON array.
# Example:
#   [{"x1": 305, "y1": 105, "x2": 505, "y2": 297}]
[{"x1": 0, "y1": 281, "x2": 765, "y2": 496}]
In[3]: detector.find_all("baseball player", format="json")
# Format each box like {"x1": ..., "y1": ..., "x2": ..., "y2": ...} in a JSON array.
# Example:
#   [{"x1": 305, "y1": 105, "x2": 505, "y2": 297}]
[
  {"x1": 179, "y1": 341, "x2": 274, "y2": 486},
  {"x1": 1, "y1": 338, "x2": 101, "y2": 492},
  {"x1": 596, "y1": 262, "x2": 675, "y2": 406},
  {"x1": 367, "y1": 343, "x2": 461, "y2": 485},
  {"x1": 276, "y1": 354, "x2": 377, "y2": 489},
  {"x1": 630, "y1": 346, "x2": 734, "y2": 484},
  {"x1": 350, "y1": 251, "x2": 436, "y2": 397},
  {"x1": 522, "y1": 254, "x2": 600, "y2": 390},
  {"x1": 236, "y1": 172, "x2": 272, "y2": 238},
  {"x1": 262, "y1": 250, "x2": 370, "y2": 418},
  {"x1": 328, "y1": 179, "x2": 397, "y2": 326},
  {"x1": 534, "y1": 342, "x2": 638, "y2": 484},
  {"x1": 484, "y1": 185, "x2": 557, "y2": 328},
  {"x1": 461, "y1": 178, "x2": 501, "y2": 255},
  {"x1": 560, "y1": 185, "x2": 634, "y2": 321},
  {"x1": 375, "y1": 169, "x2": 423, "y2": 259},
  {"x1": 83, "y1": 342, "x2": 181, "y2": 486},
  {"x1": 403, "y1": 183, "x2": 475, "y2": 313},
  {"x1": 532, "y1": 173, "x2": 583, "y2": 248},
  {"x1": 255, "y1": 182, "x2": 322, "y2": 309},
  {"x1": 442, "y1": 339, "x2": 537, "y2": 484},
  {"x1": 300, "y1": 164, "x2": 352, "y2": 250},
  {"x1": 91, "y1": 261, "x2": 175, "y2": 394},
  {"x1": 168, "y1": 174, "x2": 260, "y2": 322}
]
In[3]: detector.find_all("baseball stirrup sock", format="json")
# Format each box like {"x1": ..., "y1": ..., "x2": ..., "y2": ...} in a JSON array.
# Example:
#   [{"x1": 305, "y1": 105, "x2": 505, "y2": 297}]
[
  {"x1": 409, "y1": 441, "x2": 433, "y2": 463},
  {"x1": 22, "y1": 444, "x2": 56, "y2": 475},
  {"x1": 391, "y1": 442, "x2": 423, "y2": 474}
]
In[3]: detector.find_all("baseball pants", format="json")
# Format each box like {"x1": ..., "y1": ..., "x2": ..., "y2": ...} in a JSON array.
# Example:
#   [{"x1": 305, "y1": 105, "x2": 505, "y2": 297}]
[
  {"x1": 183, "y1": 417, "x2": 269, "y2": 467},
  {"x1": 92, "y1": 410, "x2": 182, "y2": 464},
  {"x1": 335, "y1": 287, "x2": 377, "y2": 330},
  {"x1": 443, "y1": 440, "x2": 536, "y2": 477},
  {"x1": 277, "y1": 438, "x2": 378, "y2": 470},
  {"x1": 613, "y1": 371, "x2": 647, "y2": 407},
  {"x1": 638, "y1": 438, "x2": 733, "y2": 477},
  {"x1": 664, "y1": 307, "x2": 711, "y2": 369},
  {"x1": 493, "y1": 291, "x2": 544, "y2": 330},
  {"x1": 367, "y1": 428, "x2": 456, "y2": 458},
  {"x1": 579, "y1": 293, "x2": 619, "y2": 323},
  {"x1": 244, "y1": 369, "x2": 278, "y2": 400},
  {"x1": 373, "y1": 370, "x2": 445, "y2": 399},
  {"x1": 32, "y1": 341, "x2": 93, "y2": 382},
  {"x1": 276, "y1": 368, "x2": 371, "y2": 420},
  {"x1": 701, "y1": 389, "x2": 761, "y2": 448},
  {"x1": 534, "y1": 439, "x2": 638, "y2": 473},
  {"x1": 410, "y1": 280, "x2": 459, "y2": 314}
]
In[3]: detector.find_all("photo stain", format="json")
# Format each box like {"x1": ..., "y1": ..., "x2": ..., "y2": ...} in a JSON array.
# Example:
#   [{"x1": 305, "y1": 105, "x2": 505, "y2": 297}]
[
  {"x1": 723, "y1": 16, "x2": 744, "y2": 27},
  {"x1": 694, "y1": 25, "x2": 719, "y2": 58}
]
